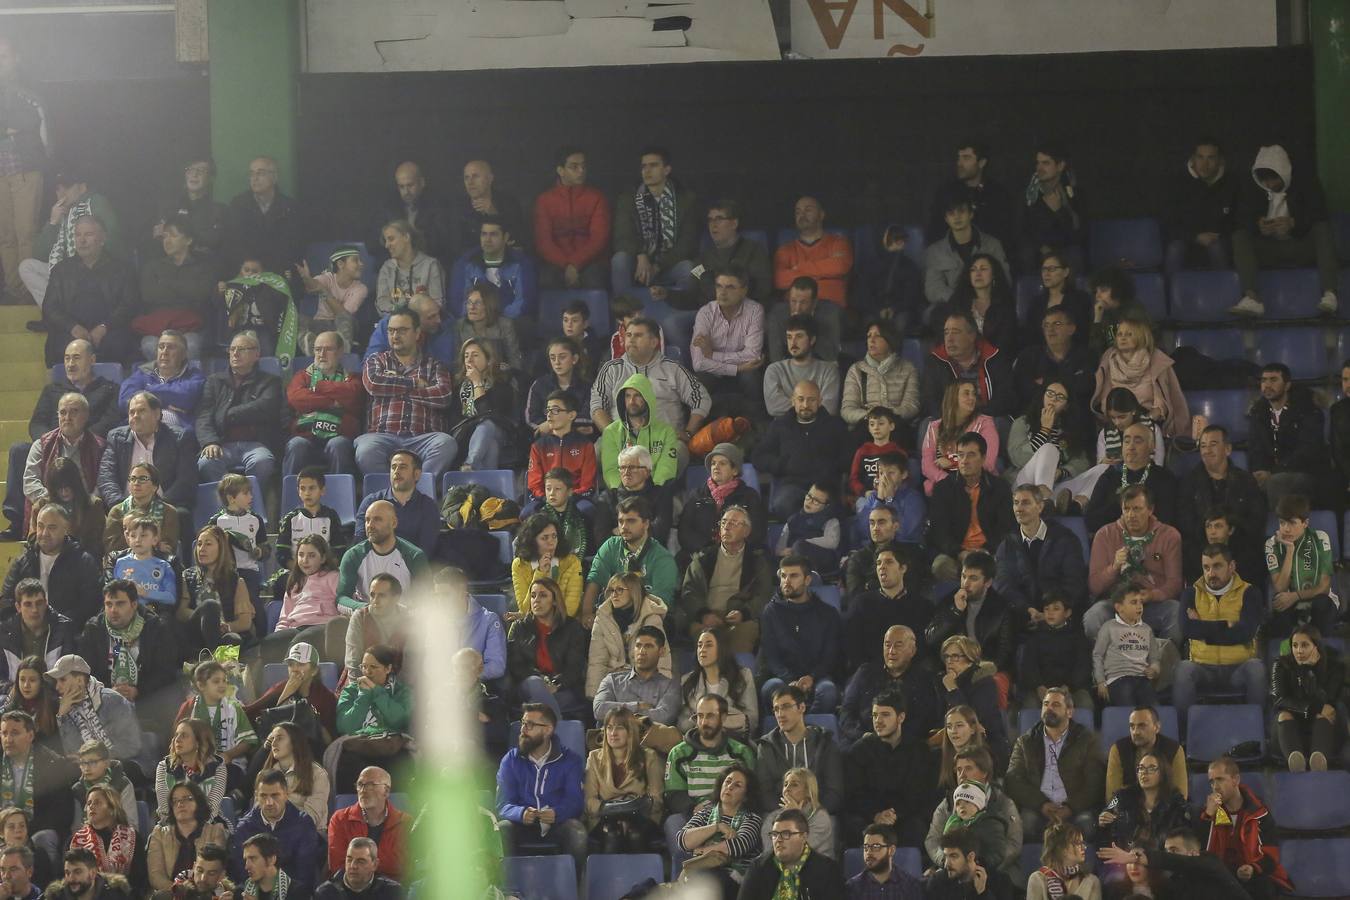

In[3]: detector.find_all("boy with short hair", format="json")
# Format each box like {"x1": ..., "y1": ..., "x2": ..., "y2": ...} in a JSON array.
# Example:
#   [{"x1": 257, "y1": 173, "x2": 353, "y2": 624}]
[
  {"x1": 109, "y1": 517, "x2": 178, "y2": 613},
  {"x1": 849, "y1": 406, "x2": 903, "y2": 499},
  {"x1": 72, "y1": 739, "x2": 138, "y2": 828},
  {"x1": 174, "y1": 659, "x2": 258, "y2": 784},
  {"x1": 536, "y1": 467, "x2": 592, "y2": 560},
  {"x1": 1019, "y1": 591, "x2": 1094, "y2": 712},
  {"x1": 1092, "y1": 581, "x2": 1161, "y2": 706},
  {"x1": 275, "y1": 466, "x2": 348, "y2": 570},
  {"x1": 526, "y1": 391, "x2": 597, "y2": 500},
  {"x1": 774, "y1": 481, "x2": 842, "y2": 576},
  {"x1": 1266, "y1": 493, "x2": 1339, "y2": 637},
  {"x1": 209, "y1": 473, "x2": 269, "y2": 607},
  {"x1": 853, "y1": 450, "x2": 925, "y2": 545},
  {"x1": 295, "y1": 245, "x2": 367, "y2": 353},
  {"x1": 560, "y1": 300, "x2": 606, "y2": 380},
  {"x1": 1200, "y1": 503, "x2": 1263, "y2": 587}
]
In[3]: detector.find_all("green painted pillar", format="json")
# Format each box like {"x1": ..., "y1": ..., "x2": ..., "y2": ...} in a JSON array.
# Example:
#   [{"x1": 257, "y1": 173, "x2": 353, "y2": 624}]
[
  {"x1": 1313, "y1": 0, "x2": 1350, "y2": 211},
  {"x1": 207, "y1": 0, "x2": 300, "y2": 200}
]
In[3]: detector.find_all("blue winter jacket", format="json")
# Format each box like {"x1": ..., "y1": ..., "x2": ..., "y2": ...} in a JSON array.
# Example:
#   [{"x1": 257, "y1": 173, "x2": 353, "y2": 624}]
[
  {"x1": 495, "y1": 741, "x2": 584, "y2": 825},
  {"x1": 231, "y1": 801, "x2": 324, "y2": 897},
  {"x1": 464, "y1": 597, "x2": 507, "y2": 682},
  {"x1": 118, "y1": 362, "x2": 206, "y2": 433},
  {"x1": 449, "y1": 248, "x2": 538, "y2": 319}
]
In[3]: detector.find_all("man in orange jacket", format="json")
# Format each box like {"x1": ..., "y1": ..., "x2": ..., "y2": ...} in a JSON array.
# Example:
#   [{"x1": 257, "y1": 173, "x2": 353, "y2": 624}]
[
  {"x1": 773, "y1": 195, "x2": 854, "y2": 308},
  {"x1": 533, "y1": 147, "x2": 611, "y2": 290}
]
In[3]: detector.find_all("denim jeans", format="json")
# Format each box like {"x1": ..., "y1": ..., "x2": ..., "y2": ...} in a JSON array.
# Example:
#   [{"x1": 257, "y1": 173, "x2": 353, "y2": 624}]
[
  {"x1": 354, "y1": 431, "x2": 458, "y2": 480},
  {"x1": 283, "y1": 435, "x2": 356, "y2": 476},
  {"x1": 610, "y1": 252, "x2": 695, "y2": 299},
  {"x1": 197, "y1": 440, "x2": 276, "y2": 483},
  {"x1": 464, "y1": 419, "x2": 507, "y2": 470}
]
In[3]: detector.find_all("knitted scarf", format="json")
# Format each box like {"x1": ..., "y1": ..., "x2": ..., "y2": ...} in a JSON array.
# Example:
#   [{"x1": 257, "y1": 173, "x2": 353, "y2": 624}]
[
  {"x1": 65, "y1": 677, "x2": 113, "y2": 747},
  {"x1": 1036, "y1": 866, "x2": 1068, "y2": 898},
  {"x1": 1122, "y1": 529, "x2": 1157, "y2": 580},
  {"x1": 189, "y1": 694, "x2": 239, "y2": 754},
  {"x1": 772, "y1": 843, "x2": 811, "y2": 900},
  {"x1": 943, "y1": 808, "x2": 986, "y2": 834},
  {"x1": 0, "y1": 753, "x2": 33, "y2": 816},
  {"x1": 635, "y1": 183, "x2": 677, "y2": 257},
  {"x1": 118, "y1": 494, "x2": 166, "y2": 528},
  {"x1": 295, "y1": 366, "x2": 347, "y2": 440},
  {"x1": 242, "y1": 868, "x2": 290, "y2": 900},
  {"x1": 459, "y1": 379, "x2": 489, "y2": 418},
  {"x1": 70, "y1": 823, "x2": 136, "y2": 875},
  {"x1": 104, "y1": 613, "x2": 146, "y2": 687},
  {"x1": 49, "y1": 197, "x2": 93, "y2": 267},
  {"x1": 707, "y1": 476, "x2": 741, "y2": 510}
]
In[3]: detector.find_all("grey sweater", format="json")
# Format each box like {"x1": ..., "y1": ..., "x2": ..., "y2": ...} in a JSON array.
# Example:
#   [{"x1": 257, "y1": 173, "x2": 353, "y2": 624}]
[{"x1": 1092, "y1": 615, "x2": 1160, "y2": 686}]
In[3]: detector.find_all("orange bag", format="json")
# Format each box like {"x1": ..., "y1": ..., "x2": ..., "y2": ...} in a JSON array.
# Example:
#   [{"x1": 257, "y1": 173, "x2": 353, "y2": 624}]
[{"x1": 689, "y1": 416, "x2": 751, "y2": 458}]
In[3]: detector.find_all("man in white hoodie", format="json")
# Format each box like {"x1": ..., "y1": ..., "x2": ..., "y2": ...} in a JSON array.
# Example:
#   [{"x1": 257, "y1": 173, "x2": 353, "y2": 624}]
[{"x1": 1229, "y1": 143, "x2": 1339, "y2": 317}]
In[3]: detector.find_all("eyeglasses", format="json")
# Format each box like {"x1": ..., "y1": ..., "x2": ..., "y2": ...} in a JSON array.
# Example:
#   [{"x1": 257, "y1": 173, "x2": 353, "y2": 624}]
[
  {"x1": 1136, "y1": 764, "x2": 1160, "y2": 774},
  {"x1": 519, "y1": 720, "x2": 550, "y2": 731},
  {"x1": 127, "y1": 475, "x2": 153, "y2": 485},
  {"x1": 544, "y1": 407, "x2": 569, "y2": 416},
  {"x1": 803, "y1": 494, "x2": 827, "y2": 506},
  {"x1": 769, "y1": 831, "x2": 804, "y2": 841},
  {"x1": 355, "y1": 781, "x2": 389, "y2": 790},
  {"x1": 861, "y1": 842, "x2": 893, "y2": 853},
  {"x1": 386, "y1": 326, "x2": 413, "y2": 335},
  {"x1": 1044, "y1": 390, "x2": 1068, "y2": 402},
  {"x1": 617, "y1": 465, "x2": 647, "y2": 472}
]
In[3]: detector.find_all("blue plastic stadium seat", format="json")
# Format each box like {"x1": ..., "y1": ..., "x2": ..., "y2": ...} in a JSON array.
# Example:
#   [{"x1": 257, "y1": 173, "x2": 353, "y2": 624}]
[
  {"x1": 263, "y1": 600, "x2": 281, "y2": 637},
  {"x1": 1133, "y1": 272, "x2": 1167, "y2": 321},
  {"x1": 1176, "y1": 327, "x2": 1246, "y2": 362},
  {"x1": 1058, "y1": 517, "x2": 1090, "y2": 562},
  {"x1": 734, "y1": 652, "x2": 756, "y2": 672},
  {"x1": 1014, "y1": 275, "x2": 1041, "y2": 326},
  {"x1": 804, "y1": 713, "x2": 838, "y2": 740},
  {"x1": 1252, "y1": 327, "x2": 1329, "y2": 381},
  {"x1": 465, "y1": 533, "x2": 513, "y2": 589},
  {"x1": 361, "y1": 472, "x2": 436, "y2": 501},
  {"x1": 1017, "y1": 707, "x2": 1093, "y2": 735},
  {"x1": 281, "y1": 474, "x2": 356, "y2": 526},
  {"x1": 256, "y1": 357, "x2": 283, "y2": 377},
  {"x1": 474, "y1": 593, "x2": 508, "y2": 620},
  {"x1": 504, "y1": 856, "x2": 577, "y2": 899},
  {"x1": 1170, "y1": 270, "x2": 1242, "y2": 322},
  {"x1": 815, "y1": 585, "x2": 841, "y2": 611},
  {"x1": 1100, "y1": 706, "x2": 1178, "y2": 753},
  {"x1": 49, "y1": 362, "x2": 124, "y2": 383},
  {"x1": 658, "y1": 310, "x2": 697, "y2": 363},
  {"x1": 1282, "y1": 838, "x2": 1350, "y2": 898},
  {"x1": 1272, "y1": 772, "x2": 1350, "y2": 831},
  {"x1": 443, "y1": 469, "x2": 515, "y2": 501},
  {"x1": 136, "y1": 801, "x2": 151, "y2": 837},
  {"x1": 1090, "y1": 218, "x2": 1164, "y2": 270},
  {"x1": 901, "y1": 337, "x2": 927, "y2": 371},
  {"x1": 895, "y1": 846, "x2": 922, "y2": 876},
  {"x1": 538, "y1": 289, "x2": 610, "y2": 333},
  {"x1": 1257, "y1": 268, "x2": 1323, "y2": 318},
  {"x1": 1021, "y1": 843, "x2": 1044, "y2": 880},
  {"x1": 586, "y1": 854, "x2": 663, "y2": 900},
  {"x1": 844, "y1": 848, "x2": 863, "y2": 880},
  {"x1": 1185, "y1": 389, "x2": 1254, "y2": 443},
  {"x1": 1184, "y1": 704, "x2": 1264, "y2": 762},
  {"x1": 1335, "y1": 213, "x2": 1350, "y2": 262},
  {"x1": 193, "y1": 476, "x2": 264, "y2": 531}
]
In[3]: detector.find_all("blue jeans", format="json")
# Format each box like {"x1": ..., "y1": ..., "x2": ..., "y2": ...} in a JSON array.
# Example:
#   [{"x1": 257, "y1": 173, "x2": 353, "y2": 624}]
[
  {"x1": 1083, "y1": 598, "x2": 1181, "y2": 644},
  {"x1": 1173, "y1": 659, "x2": 1266, "y2": 719},
  {"x1": 283, "y1": 435, "x2": 355, "y2": 476},
  {"x1": 610, "y1": 252, "x2": 695, "y2": 299},
  {"x1": 759, "y1": 677, "x2": 838, "y2": 715},
  {"x1": 197, "y1": 441, "x2": 276, "y2": 483},
  {"x1": 1107, "y1": 675, "x2": 1157, "y2": 708},
  {"x1": 464, "y1": 419, "x2": 507, "y2": 471},
  {"x1": 354, "y1": 432, "x2": 458, "y2": 480}
]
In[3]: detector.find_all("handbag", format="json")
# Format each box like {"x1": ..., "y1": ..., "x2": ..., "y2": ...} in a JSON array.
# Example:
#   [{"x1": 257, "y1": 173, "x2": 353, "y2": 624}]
[
  {"x1": 258, "y1": 697, "x2": 325, "y2": 751},
  {"x1": 679, "y1": 849, "x2": 729, "y2": 874},
  {"x1": 344, "y1": 733, "x2": 410, "y2": 757},
  {"x1": 598, "y1": 795, "x2": 652, "y2": 820}
]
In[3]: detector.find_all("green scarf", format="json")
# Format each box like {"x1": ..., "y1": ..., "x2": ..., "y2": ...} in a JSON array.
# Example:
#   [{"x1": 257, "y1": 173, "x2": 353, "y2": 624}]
[
  {"x1": 118, "y1": 494, "x2": 165, "y2": 527},
  {"x1": 243, "y1": 868, "x2": 289, "y2": 900},
  {"x1": 772, "y1": 843, "x2": 811, "y2": 900},
  {"x1": 1121, "y1": 529, "x2": 1157, "y2": 580},
  {"x1": 944, "y1": 808, "x2": 986, "y2": 834},
  {"x1": 227, "y1": 272, "x2": 298, "y2": 367},
  {"x1": 0, "y1": 753, "x2": 32, "y2": 817},
  {"x1": 295, "y1": 365, "x2": 347, "y2": 440},
  {"x1": 105, "y1": 613, "x2": 146, "y2": 687}
]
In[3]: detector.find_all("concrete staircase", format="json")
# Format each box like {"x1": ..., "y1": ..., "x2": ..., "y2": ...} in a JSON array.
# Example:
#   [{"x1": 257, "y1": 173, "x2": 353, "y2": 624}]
[{"x1": 0, "y1": 306, "x2": 49, "y2": 571}]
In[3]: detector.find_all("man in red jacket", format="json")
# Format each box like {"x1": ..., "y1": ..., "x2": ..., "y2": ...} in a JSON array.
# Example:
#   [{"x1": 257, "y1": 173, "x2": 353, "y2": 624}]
[
  {"x1": 533, "y1": 147, "x2": 610, "y2": 290},
  {"x1": 327, "y1": 766, "x2": 407, "y2": 880},
  {"x1": 283, "y1": 330, "x2": 365, "y2": 475},
  {"x1": 1200, "y1": 755, "x2": 1293, "y2": 899}
]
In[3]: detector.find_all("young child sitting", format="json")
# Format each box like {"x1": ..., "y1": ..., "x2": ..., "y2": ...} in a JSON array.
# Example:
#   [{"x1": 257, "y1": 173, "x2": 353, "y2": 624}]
[
  {"x1": 72, "y1": 739, "x2": 138, "y2": 828},
  {"x1": 535, "y1": 467, "x2": 593, "y2": 561},
  {"x1": 295, "y1": 245, "x2": 367, "y2": 353},
  {"x1": 525, "y1": 337, "x2": 594, "y2": 438},
  {"x1": 943, "y1": 781, "x2": 1005, "y2": 864},
  {"x1": 103, "y1": 461, "x2": 180, "y2": 558},
  {"x1": 266, "y1": 534, "x2": 341, "y2": 664},
  {"x1": 1018, "y1": 592, "x2": 1093, "y2": 711},
  {"x1": 275, "y1": 466, "x2": 348, "y2": 571},
  {"x1": 854, "y1": 450, "x2": 925, "y2": 545},
  {"x1": 208, "y1": 474, "x2": 269, "y2": 609},
  {"x1": 109, "y1": 517, "x2": 178, "y2": 615},
  {"x1": 174, "y1": 660, "x2": 258, "y2": 790},
  {"x1": 849, "y1": 406, "x2": 903, "y2": 500},
  {"x1": 1267, "y1": 493, "x2": 1339, "y2": 638},
  {"x1": 526, "y1": 391, "x2": 597, "y2": 502},
  {"x1": 774, "y1": 481, "x2": 842, "y2": 576},
  {"x1": 1092, "y1": 581, "x2": 1161, "y2": 707}
]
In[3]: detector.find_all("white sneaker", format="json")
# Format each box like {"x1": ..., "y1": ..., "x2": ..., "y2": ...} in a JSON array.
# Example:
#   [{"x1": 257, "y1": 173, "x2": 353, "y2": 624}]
[
  {"x1": 1228, "y1": 294, "x2": 1265, "y2": 317},
  {"x1": 1311, "y1": 751, "x2": 1328, "y2": 771},
  {"x1": 1319, "y1": 291, "x2": 1338, "y2": 315},
  {"x1": 1288, "y1": 750, "x2": 1307, "y2": 772}
]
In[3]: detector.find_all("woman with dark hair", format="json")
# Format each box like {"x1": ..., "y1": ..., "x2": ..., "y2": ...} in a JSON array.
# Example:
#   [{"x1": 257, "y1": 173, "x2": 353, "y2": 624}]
[
  {"x1": 946, "y1": 252, "x2": 1020, "y2": 355},
  {"x1": 146, "y1": 780, "x2": 228, "y2": 893},
  {"x1": 1023, "y1": 249, "x2": 1092, "y2": 347},
  {"x1": 180, "y1": 524, "x2": 255, "y2": 651},
  {"x1": 456, "y1": 281, "x2": 523, "y2": 373},
  {"x1": 677, "y1": 761, "x2": 762, "y2": 899},
  {"x1": 30, "y1": 455, "x2": 104, "y2": 557},
  {"x1": 921, "y1": 381, "x2": 999, "y2": 496},
  {"x1": 154, "y1": 719, "x2": 227, "y2": 824},
  {"x1": 840, "y1": 318, "x2": 921, "y2": 432},
  {"x1": 256, "y1": 721, "x2": 330, "y2": 830},
  {"x1": 506, "y1": 577, "x2": 588, "y2": 722},
  {"x1": 678, "y1": 628, "x2": 758, "y2": 738},
  {"x1": 0, "y1": 656, "x2": 59, "y2": 751},
  {"x1": 1099, "y1": 751, "x2": 1191, "y2": 851},
  {"x1": 1087, "y1": 265, "x2": 1144, "y2": 355},
  {"x1": 451, "y1": 336, "x2": 519, "y2": 471},
  {"x1": 1007, "y1": 381, "x2": 1095, "y2": 509},
  {"x1": 1273, "y1": 625, "x2": 1346, "y2": 771},
  {"x1": 376, "y1": 218, "x2": 445, "y2": 314},
  {"x1": 103, "y1": 460, "x2": 177, "y2": 556},
  {"x1": 335, "y1": 643, "x2": 414, "y2": 790},
  {"x1": 938, "y1": 636, "x2": 1010, "y2": 774},
  {"x1": 262, "y1": 533, "x2": 341, "y2": 663},
  {"x1": 510, "y1": 513, "x2": 582, "y2": 619},
  {"x1": 583, "y1": 706, "x2": 664, "y2": 852}
]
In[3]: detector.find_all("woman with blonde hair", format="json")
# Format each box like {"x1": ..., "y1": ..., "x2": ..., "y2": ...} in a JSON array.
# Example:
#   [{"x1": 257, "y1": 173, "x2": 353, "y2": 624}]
[
  {"x1": 1090, "y1": 309, "x2": 1188, "y2": 438},
  {"x1": 376, "y1": 218, "x2": 445, "y2": 314},
  {"x1": 586, "y1": 572, "x2": 671, "y2": 697},
  {"x1": 1026, "y1": 821, "x2": 1102, "y2": 899},
  {"x1": 154, "y1": 718, "x2": 228, "y2": 823},
  {"x1": 921, "y1": 381, "x2": 999, "y2": 495},
  {"x1": 938, "y1": 635, "x2": 1010, "y2": 773},
  {"x1": 68, "y1": 784, "x2": 137, "y2": 875},
  {"x1": 583, "y1": 706, "x2": 663, "y2": 852},
  {"x1": 758, "y1": 767, "x2": 835, "y2": 857}
]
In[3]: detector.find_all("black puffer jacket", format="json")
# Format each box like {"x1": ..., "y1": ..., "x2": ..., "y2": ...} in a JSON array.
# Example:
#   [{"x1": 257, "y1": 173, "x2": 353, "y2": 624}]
[
  {"x1": 1103, "y1": 784, "x2": 1193, "y2": 850},
  {"x1": 505, "y1": 613, "x2": 587, "y2": 698},
  {"x1": 1272, "y1": 646, "x2": 1347, "y2": 719}
]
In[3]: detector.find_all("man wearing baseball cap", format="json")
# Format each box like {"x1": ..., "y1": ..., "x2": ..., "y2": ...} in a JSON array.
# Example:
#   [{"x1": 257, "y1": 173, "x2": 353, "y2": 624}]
[{"x1": 47, "y1": 655, "x2": 141, "y2": 762}]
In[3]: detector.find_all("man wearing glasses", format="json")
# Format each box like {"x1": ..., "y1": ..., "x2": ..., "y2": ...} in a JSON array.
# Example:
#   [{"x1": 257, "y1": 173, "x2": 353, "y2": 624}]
[
  {"x1": 846, "y1": 824, "x2": 922, "y2": 899},
  {"x1": 195, "y1": 331, "x2": 281, "y2": 487},
  {"x1": 737, "y1": 808, "x2": 844, "y2": 899},
  {"x1": 494, "y1": 703, "x2": 586, "y2": 870},
  {"x1": 1011, "y1": 307, "x2": 1095, "y2": 414},
  {"x1": 593, "y1": 444, "x2": 672, "y2": 546},
  {"x1": 327, "y1": 766, "x2": 409, "y2": 880},
  {"x1": 651, "y1": 199, "x2": 771, "y2": 310}
]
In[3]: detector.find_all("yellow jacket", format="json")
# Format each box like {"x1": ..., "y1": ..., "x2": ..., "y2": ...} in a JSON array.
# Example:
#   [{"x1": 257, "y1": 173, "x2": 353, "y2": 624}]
[
  {"x1": 512, "y1": 554, "x2": 583, "y2": 618},
  {"x1": 1187, "y1": 573, "x2": 1258, "y2": 666}
]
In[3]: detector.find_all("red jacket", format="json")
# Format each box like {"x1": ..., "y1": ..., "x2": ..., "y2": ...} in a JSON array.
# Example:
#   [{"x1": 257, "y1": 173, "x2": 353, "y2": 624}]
[
  {"x1": 1201, "y1": 784, "x2": 1293, "y2": 892},
  {"x1": 286, "y1": 368, "x2": 365, "y2": 439},
  {"x1": 327, "y1": 801, "x2": 407, "y2": 879},
  {"x1": 533, "y1": 183, "x2": 611, "y2": 270},
  {"x1": 527, "y1": 430, "x2": 597, "y2": 497}
]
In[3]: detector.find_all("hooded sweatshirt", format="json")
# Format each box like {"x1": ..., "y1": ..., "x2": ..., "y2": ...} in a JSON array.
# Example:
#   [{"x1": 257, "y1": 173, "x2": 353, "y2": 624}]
[
  {"x1": 591, "y1": 348, "x2": 711, "y2": 434},
  {"x1": 597, "y1": 372, "x2": 680, "y2": 487},
  {"x1": 1241, "y1": 144, "x2": 1328, "y2": 239},
  {"x1": 755, "y1": 724, "x2": 844, "y2": 812},
  {"x1": 495, "y1": 740, "x2": 584, "y2": 825}
]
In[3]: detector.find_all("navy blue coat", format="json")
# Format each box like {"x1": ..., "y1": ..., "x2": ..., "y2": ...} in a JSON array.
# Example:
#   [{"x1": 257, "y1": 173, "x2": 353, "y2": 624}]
[{"x1": 993, "y1": 518, "x2": 1088, "y2": 614}]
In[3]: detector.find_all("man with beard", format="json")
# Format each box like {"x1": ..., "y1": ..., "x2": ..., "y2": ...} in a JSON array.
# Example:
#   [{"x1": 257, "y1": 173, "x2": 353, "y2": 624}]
[
  {"x1": 758, "y1": 555, "x2": 843, "y2": 714},
  {"x1": 494, "y1": 702, "x2": 586, "y2": 868},
  {"x1": 1247, "y1": 362, "x2": 1330, "y2": 509},
  {"x1": 663, "y1": 694, "x2": 757, "y2": 852},
  {"x1": 1004, "y1": 687, "x2": 1104, "y2": 839},
  {"x1": 43, "y1": 848, "x2": 131, "y2": 899},
  {"x1": 840, "y1": 625, "x2": 941, "y2": 745},
  {"x1": 765, "y1": 276, "x2": 841, "y2": 364},
  {"x1": 763, "y1": 314, "x2": 839, "y2": 418},
  {"x1": 1103, "y1": 706, "x2": 1188, "y2": 802},
  {"x1": 844, "y1": 690, "x2": 936, "y2": 848},
  {"x1": 583, "y1": 495, "x2": 677, "y2": 625},
  {"x1": 922, "y1": 827, "x2": 1013, "y2": 899},
  {"x1": 166, "y1": 843, "x2": 233, "y2": 899},
  {"x1": 1172, "y1": 544, "x2": 1265, "y2": 722},
  {"x1": 847, "y1": 823, "x2": 923, "y2": 899},
  {"x1": 597, "y1": 373, "x2": 680, "y2": 489}
]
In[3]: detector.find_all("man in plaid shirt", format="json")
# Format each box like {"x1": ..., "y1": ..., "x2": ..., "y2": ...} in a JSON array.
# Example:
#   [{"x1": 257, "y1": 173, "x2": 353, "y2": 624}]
[{"x1": 354, "y1": 306, "x2": 457, "y2": 479}]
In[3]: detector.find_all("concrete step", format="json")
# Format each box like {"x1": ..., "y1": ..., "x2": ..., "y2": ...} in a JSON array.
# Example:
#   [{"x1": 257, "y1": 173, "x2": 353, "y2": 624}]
[
  {"x1": 0, "y1": 362, "x2": 52, "y2": 393},
  {"x1": 0, "y1": 332, "x2": 44, "y2": 358},
  {"x1": 0, "y1": 393, "x2": 34, "y2": 420},
  {"x1": 0, "y1": 306, "x2": 39, "y2": 334},
  {"x1": 0, "y1": 420, "x2": 30, "y2": 451}
]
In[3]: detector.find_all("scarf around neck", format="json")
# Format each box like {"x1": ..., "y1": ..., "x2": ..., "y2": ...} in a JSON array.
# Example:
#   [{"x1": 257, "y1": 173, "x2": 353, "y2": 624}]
[
  {"x1": 50, "y1": 196, "x2": 94, "y2": 266},
  {"x1": 1107, "y1": 347, "x2": 1152, "y2": 386},
  {"x1": 0, "y1": 751, "x2": 32, "y2": 816},
  {"x1": 243, "y1": 867, "x2": 290, "y2": 900},
  {"x1": 105, "y1": 613, "x2": 146, "y2": 686},
  {"x1": 65, "y1": 676, "x2": 113, "y2": 748},
  {"x1": 635, "y1": 183, "x2": 677, "y2": 257},
  {"x1": 772, "y1": 843, "x2": 811, "y2": 900},
  {"x1": 296, "y1": 365, "x2": 347, "y2": 439},
  {"x1": 707, "y1": 476, "x2": 741, "y2": 510},
  {"x1": 1036, "y1": 866, "x2": 1068, "y2": 898},
  {"x1": 118, "y1": 493, "x2": 165, "y2": 527}
]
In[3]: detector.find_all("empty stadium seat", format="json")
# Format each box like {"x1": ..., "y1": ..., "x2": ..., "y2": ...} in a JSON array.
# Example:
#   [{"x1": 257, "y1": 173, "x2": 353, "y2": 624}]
[
  {"x1": 1282, "y1": 838, "x2": 1350, "y2": 898},
  {"x1": 1099, "y1": 706, "x2": 1178, "y2": 752},
  {"x1": 734, "y1": 652, "x2": 757, "y2": 672},
  {"x1": 658, "y1": 309, "x2": 696, "y2": 362},
  {"x1": 1020, "y1": 843, "x2": 1044, "y2": 880},
  {"x1": 280, "y1": 473, "x2": 357, "y2": 525},
  {"x1": 538, "y1": 288, "x2": 610, "y2": 333},
  {"x1": 1272, "y1": 772, "x2": 1350, "y2": 831},
  {"x1": 1252, "y1": 326, "x2": 1329, "y2": 381},
  {"x1": 1059, "y1": 517, "x2": 1090, "y2": 561},
  {"x1": 1170, "y1": 270, "x2": 1242, "y2": 322},
  {"x1": 1185, "y1": 389, "x2": 1253, "y2": 442},
  {"x1": 361, "y1": 472, "x2": 436, "y2": 500},
  {"x1": 586, "y1": 853, "x2": 663, "y2": 900},
  {"x1": 504, "y1": 856, "x2": 577, "y2": 899},
  {"x1": 1176, "y1": 327, "x2": 1246, "y2": 362},
  {"x1": 1184, "y1": 704, "x2": 1264, "y2": 762},
  {"x1": 1014, "y1": 275, "x2": 1040, "y2": 325},
  {"x1": 900, "y1": 337, "x2": 927, "y2": 371},
  {"x1": 896, "y1": 846, "x2": 922, "y2": 877},
  {"x1": 804, "y1": 713, "x2": 838, "y2": 740},
  {"x1": 49, "y1": 362, "x2": 124, "y2": 383},
  {"x1": 474, "y1": 593, "x2": 509, "y2": 619},
  {"x1": 844, "y1": 847, "x2": 863, "y2": 880},
  {"x1": 136, "y1": 800, "x2": 151, "y2": 837},
  {"x1": 815, "y1": 585, "x2": 841, "y2": 611},
  {"x1": 1133, "y1": 272, "x2": 1167, "y2": 321},
  {"x1": 256, "y1": 356, "x2": 284, "y2": 376},
  {"x1": 443, "y1": 468, "x2": 515, "y2": 500},
  {"x1": 1257, "y1": 268, "x2": 1323, "y2": 319},
  {"x1": 1090, "y1": 217, "x2": 1163, "y2": 270},
  {"x1": 193, "y1": 476, "x2": 265, "y2": 531}
]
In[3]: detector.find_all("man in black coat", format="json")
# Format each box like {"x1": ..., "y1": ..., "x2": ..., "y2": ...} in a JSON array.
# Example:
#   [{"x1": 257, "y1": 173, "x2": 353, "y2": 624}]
[
  {"x1": 40, "y1": 217, "x2": 138, "y2": 368},
  {"x1": 752, "y1": 381, "x2": 851, "y2": 519},
  {"x1": 1083, "y1": 422, "x2": 1178, "y2": 534},
  {"x1": 736, "y1": 808, "x2": 844, "y2": 900},
  {"x1": 1164, "y1": 137, "x2": 1240, "y2": 273},
  {"x1": 96, "y1": 390, "x2": 199, "y2": 510},
  {"x1": 76, "y1": 579, "x2": 180, "y2": 731},
  {"x1": 1011, "y1": 307, "x2": 1096, "y2": 418},
  {"x1": 926, "y1": 433, "x2": 1014, "y2": 583},
  {"x1": 840, "y1": 625, "x2": 942, "y2": 745},
  {"x1": 994, "y1": 484, "x2": 1088, "y2": 620},
  {"x1": 844, "y1": 689, "x2": 936, "y2": 847},
  {"x1": 924, "y1": 551, "x2": 1014, "y2": 675},
  {"x1": 844, "y1": 547, "x2": 930, "y2": 671},
  {"x1": 377, "y1": 161, "x2": 453, "y2": 264},
  {"x1": 315, "y1": 836, "x2": 402, "y2": 900},
  {"x1": 194, "y1": 331, "x2": 283, "y2": 485},
  {"x1": 222, "y1": 156, "x2": 303, "y2": 277},
  {"x1": 0, "y1": 578, "x2": 77, "y2": 684},
  {"x1": 0, "y1": 505, "x2": 101, "y2": 623},
  {"x1": 1177, "y1": 424, "x2": 1267, "y2": 582},
  {"x1": 0, "y1": 709, "x2": 77, "y2": 857},
  {"x1": 922, "y1": 826, "x2": 1014, "y2": 900},
  {"x1": 1247, "y1": 364, "x2": 1329, "y2": 509}
]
